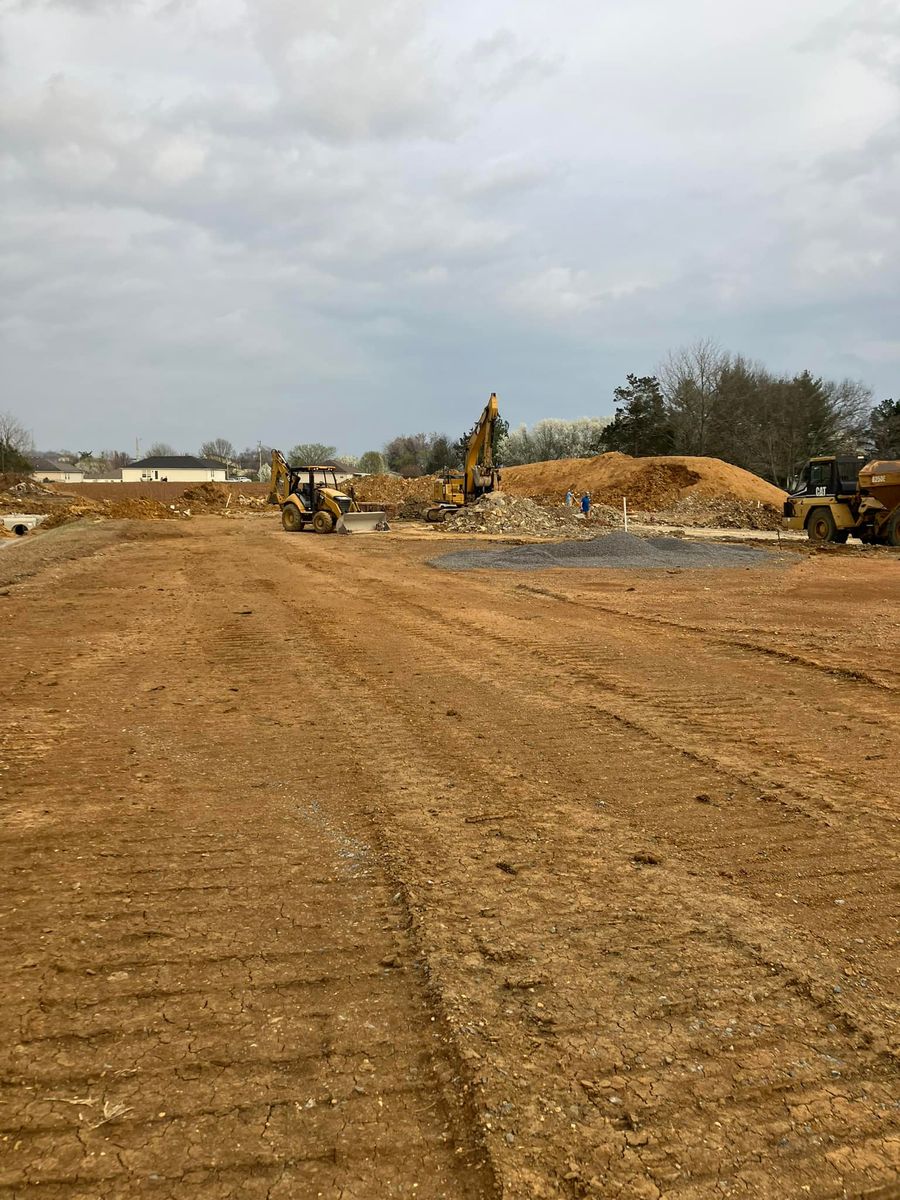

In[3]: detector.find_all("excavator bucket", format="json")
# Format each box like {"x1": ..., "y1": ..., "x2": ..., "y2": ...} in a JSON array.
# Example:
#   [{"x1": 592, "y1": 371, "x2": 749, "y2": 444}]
[{"x1": 335, "y1": 510, "x2": 389, "y2": 534}]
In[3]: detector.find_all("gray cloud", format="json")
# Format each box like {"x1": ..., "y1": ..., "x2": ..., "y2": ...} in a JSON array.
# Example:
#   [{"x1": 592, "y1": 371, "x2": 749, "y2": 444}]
[{"x1": 2, "y1": 0, "x2": 900, "y2": 455}]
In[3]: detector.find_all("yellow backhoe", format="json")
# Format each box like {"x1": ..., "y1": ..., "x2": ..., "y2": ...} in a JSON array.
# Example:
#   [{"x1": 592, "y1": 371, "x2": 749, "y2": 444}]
[
  {"x1": 426, "y1": 392, "x2": 502, "y2": 522},
  {"x1": 268, "y1": 451, "x2": 388, "y2": 534}
]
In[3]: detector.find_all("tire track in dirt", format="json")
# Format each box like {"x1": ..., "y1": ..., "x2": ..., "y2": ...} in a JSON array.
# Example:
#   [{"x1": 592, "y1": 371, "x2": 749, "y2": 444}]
[
  {"x1": 0, "y1": 527, "x2": 494, "y2": 1200},
  {"x1": 229, "y1": 527, "x2": 900, "y2": 1199}
]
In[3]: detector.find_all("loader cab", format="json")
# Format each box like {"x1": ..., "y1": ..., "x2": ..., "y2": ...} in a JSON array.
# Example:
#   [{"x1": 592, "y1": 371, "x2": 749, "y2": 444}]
[{"x1": 791, "y1": 456, "x2": 864, "y2": 500}]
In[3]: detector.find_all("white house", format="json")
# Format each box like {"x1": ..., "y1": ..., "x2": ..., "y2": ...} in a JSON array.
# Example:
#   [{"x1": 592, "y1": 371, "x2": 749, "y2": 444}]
[
  {"x1": 121, "y1": 456, "x2": 229, "y2": 483},
  {"x1": 31, "y1": 456, "x2": 85, "y2": 484}
]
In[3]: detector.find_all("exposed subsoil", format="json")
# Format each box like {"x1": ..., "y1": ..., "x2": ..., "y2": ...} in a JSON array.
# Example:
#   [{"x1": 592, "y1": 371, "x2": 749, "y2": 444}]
[{"x1": 2, "y1": 516, "x2": 898, "y2": 1200}]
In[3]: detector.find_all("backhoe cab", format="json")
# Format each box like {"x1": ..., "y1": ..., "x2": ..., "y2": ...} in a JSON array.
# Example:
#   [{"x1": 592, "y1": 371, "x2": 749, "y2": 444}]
[
  {"x1": 268, "y1": 452, "x2": 388, "y2": 534},
  {"x1": 426, "y1": 392, "x2": 502, "y2": 522},
  {"x1": 784, "y1": 455, "x2": 900, "y2": 545}
]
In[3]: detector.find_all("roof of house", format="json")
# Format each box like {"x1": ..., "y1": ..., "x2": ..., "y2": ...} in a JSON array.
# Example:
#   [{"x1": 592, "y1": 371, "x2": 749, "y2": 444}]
[
  {"x1": 31, "y1": 455, "x2": 81, "y2": 473},
  {"x1": 126, "y1": 455, "x2": 225, "y2": 470}
]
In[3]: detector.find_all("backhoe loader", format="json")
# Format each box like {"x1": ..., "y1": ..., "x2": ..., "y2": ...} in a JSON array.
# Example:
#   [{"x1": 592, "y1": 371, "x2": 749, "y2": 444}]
[
  {"x1": 267, "y1": 451, "x2": 388, "y2": 534},
  {"x1": 426, "y1": 393, "x2": 502, "y2": 522}
]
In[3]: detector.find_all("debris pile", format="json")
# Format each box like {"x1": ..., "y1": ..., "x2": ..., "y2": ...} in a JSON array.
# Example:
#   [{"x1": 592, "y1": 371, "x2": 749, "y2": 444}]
[
  {"x1": 440, "y1": 493, "x2": 621, "y2": 537},
  {"x1": 434, "y1": 530, "x2": 774, "y2": 572},
  {"x1": 646, "y1": 494, "x2": 784, "y2": 530}
]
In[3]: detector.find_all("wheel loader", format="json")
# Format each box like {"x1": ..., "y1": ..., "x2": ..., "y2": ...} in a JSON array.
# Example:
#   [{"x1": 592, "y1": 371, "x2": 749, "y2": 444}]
[
  {"x1": 267, "y1": 451, "x2": 388, "y2": 534},
  {"x1": 783, "y1": 455, "x2": 900, "y2": 545},
  {"x1": 425, "y1": 392, "x2": 502, "y2": 522}
]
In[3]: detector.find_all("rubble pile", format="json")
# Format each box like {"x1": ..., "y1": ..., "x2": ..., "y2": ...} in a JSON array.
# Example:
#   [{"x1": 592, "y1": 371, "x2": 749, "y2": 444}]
[
  {"x1": 440, "y1": 493, "x2": 620, "y2": 537},
  {"x1": 647, "y1": 494, "x2": 784, "y2": 530}
]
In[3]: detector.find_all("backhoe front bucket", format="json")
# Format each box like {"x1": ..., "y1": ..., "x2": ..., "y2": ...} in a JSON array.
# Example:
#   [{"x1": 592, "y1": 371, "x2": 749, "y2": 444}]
[{"x1": 335, "y1": 510, "x2": 389, "y2": 534}]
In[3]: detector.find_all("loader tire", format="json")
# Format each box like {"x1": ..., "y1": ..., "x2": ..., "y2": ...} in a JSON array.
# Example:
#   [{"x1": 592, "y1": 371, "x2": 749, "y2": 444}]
[
  {"x1": 806, "y1": 507, "x2": 837, "y2": 544},
  {"x1": 313, "y1": 510, "x2": 334, "y2": 534},
  {"x1": 282, "y1": 504, "x2": 304, "y2": 532}
]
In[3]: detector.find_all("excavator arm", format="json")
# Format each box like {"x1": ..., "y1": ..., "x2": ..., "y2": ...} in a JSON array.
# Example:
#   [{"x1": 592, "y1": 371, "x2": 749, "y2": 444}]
[
  {"x1": 267, "y1": 449, "x2": 291, "y2": 506},
  {"x1": 464, "y1": 392, "x2": 499, "y2": 497}
]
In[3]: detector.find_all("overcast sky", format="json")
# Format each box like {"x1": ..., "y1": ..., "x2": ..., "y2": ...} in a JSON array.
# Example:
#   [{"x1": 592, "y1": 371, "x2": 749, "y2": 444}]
[{"x1": 2, "y1": 0, "x2": 899, "y2": 456}]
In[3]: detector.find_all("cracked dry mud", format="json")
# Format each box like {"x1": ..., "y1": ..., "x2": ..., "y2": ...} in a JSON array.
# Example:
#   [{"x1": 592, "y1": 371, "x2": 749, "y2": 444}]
[{"x1": 1, "y1": 517, "x2": 898, "y2": 1200}]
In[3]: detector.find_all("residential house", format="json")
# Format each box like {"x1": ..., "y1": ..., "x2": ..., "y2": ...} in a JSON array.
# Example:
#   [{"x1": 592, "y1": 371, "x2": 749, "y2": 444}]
[
  {"x1": 121, "y1": 456, "x2": 229, "y2": 483},
  {"x1": 30, "y1": 456, "x2": 85, "y2": 484}
]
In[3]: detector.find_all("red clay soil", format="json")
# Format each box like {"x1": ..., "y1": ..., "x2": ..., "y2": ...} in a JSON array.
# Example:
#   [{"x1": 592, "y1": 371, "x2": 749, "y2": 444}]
[{"x1": 1, "y1": 517, "x2": 898, "y2": 1199}]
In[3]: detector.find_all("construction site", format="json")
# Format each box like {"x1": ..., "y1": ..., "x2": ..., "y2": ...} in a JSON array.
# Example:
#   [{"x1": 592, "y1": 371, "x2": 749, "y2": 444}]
[{"x1": 1, "y1": 445, "x2": 899, "y2": 1200}]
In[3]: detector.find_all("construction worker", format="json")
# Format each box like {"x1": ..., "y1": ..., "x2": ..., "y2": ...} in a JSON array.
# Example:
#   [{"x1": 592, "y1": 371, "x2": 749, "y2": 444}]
[
  {"x1": 581, "y1": 491, "x2": 591, "y2": 516},
  {"x1": 565, "y1": 486, "x2": 575, "y2": 507}
]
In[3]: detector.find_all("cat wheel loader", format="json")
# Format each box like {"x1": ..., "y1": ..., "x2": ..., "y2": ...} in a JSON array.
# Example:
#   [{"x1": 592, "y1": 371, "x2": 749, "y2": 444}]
[
  {"x1": 268, "y1": 451, "x2": 388, "y2": 534},
  {"x1": 425, "y1": 392, "x2": 502, "y2": 522},
  {"x1": 783, "y1": 455, "x2": 900, "y2": 545}
]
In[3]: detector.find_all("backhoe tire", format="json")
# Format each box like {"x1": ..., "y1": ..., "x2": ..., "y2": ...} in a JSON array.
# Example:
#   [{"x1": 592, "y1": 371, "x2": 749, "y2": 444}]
[
  {"x1": 281, "y1": 504, "x2": 304, "y2": 532},
  {"x1": 887, "y1": 508, "x2": 900, "y2": 547},
  {"x1": 313, "y1": 510, "x2": 334, "y2": 534},
  {"x1": 807, "y1": 507, "x2": 837, "y2": 544}
]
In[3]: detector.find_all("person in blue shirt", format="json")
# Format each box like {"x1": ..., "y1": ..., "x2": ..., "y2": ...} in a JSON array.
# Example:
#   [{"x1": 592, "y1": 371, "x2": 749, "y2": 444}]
[{"x1": 580, "y1": 492, "x2": 591, "y2": 516}]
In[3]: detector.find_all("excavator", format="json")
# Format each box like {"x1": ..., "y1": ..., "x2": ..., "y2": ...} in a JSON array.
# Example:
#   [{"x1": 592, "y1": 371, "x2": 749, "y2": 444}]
[
  {"x1": 268, "y1": 450, "x2": 388, "y2": 534},
  {"x1": 425, "y1": 392, "x2": 502, "y2": 522}
]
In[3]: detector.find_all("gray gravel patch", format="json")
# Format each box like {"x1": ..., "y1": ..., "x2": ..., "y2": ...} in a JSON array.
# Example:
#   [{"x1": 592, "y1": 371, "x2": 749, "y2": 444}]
[{"x1": 431, "y1": 531, "x2": 776, "y2": 572}]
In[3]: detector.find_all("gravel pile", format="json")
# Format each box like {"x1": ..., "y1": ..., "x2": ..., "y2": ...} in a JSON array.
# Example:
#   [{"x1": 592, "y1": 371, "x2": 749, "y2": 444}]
[{"x1": 432, "y1": 531, "x2": 773, "y2": 572}]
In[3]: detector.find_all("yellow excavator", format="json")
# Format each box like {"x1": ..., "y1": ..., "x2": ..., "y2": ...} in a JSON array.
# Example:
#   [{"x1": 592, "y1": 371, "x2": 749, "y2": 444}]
[
  {"x1": 268, "y1": 451, "x2": 388, "y2": 534},
  {"x1": 425, "y1": 392, "x2": 502, "y2": 522}
]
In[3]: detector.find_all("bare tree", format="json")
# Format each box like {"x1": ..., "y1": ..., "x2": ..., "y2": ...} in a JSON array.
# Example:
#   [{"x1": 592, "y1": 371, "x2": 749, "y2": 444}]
[
  {"x1": 199, "y1": 437, "x2": 236, "y2": 464},
  {"x1": 658, "y1": 338, "x2": 727, "y2": 456},
  {"x1": 147, "y1": 442, "x2": 177, "y2": 457},
  {"x1": 0, "y1": 410, "x2": 33, "y2": 472}
]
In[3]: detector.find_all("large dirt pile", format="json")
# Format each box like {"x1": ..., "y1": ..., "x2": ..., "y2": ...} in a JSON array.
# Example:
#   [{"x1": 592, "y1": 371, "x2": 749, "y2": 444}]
[
  {"x1": 441, "y1": 493, "x2": 622, "y2": 537},
  {"x1": 502, "y1": 452, "x2": 786, "y2": 511}
]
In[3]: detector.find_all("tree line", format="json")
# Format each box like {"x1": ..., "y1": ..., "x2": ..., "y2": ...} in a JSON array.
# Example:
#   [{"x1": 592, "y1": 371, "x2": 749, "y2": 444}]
[{"x1": 4, "y1": 339, "x2": 899, "y2": 486}]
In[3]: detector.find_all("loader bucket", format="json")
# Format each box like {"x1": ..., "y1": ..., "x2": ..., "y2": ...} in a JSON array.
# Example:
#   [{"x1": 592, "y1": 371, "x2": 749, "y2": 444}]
[{"x1": 335, "y1": 511, "x2": 389, "y2": 534}]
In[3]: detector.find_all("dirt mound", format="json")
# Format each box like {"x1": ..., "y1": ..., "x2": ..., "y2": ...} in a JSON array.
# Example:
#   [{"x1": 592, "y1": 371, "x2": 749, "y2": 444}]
[
  {"x1": 351, "y1": 474, "x2": 435, "y2": 517},
  {"x1": 39, "y1": 496, "x2": 177, "y2": 528},
  {"x1": 502, "y1": 452, "x2": 786, "y2": 510},
  {"x1": 181, "y1": 482, "x2": 229, "y2": 507},
  {"x1": 441, "y1": 493, "x2": 621, "y2": 537}
]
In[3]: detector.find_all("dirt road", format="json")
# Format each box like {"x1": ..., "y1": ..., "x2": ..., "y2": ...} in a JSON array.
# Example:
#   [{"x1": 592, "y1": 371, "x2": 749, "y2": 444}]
[{"x1": 2, "y1": 518, "x2": 898, "y2": 1199}]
